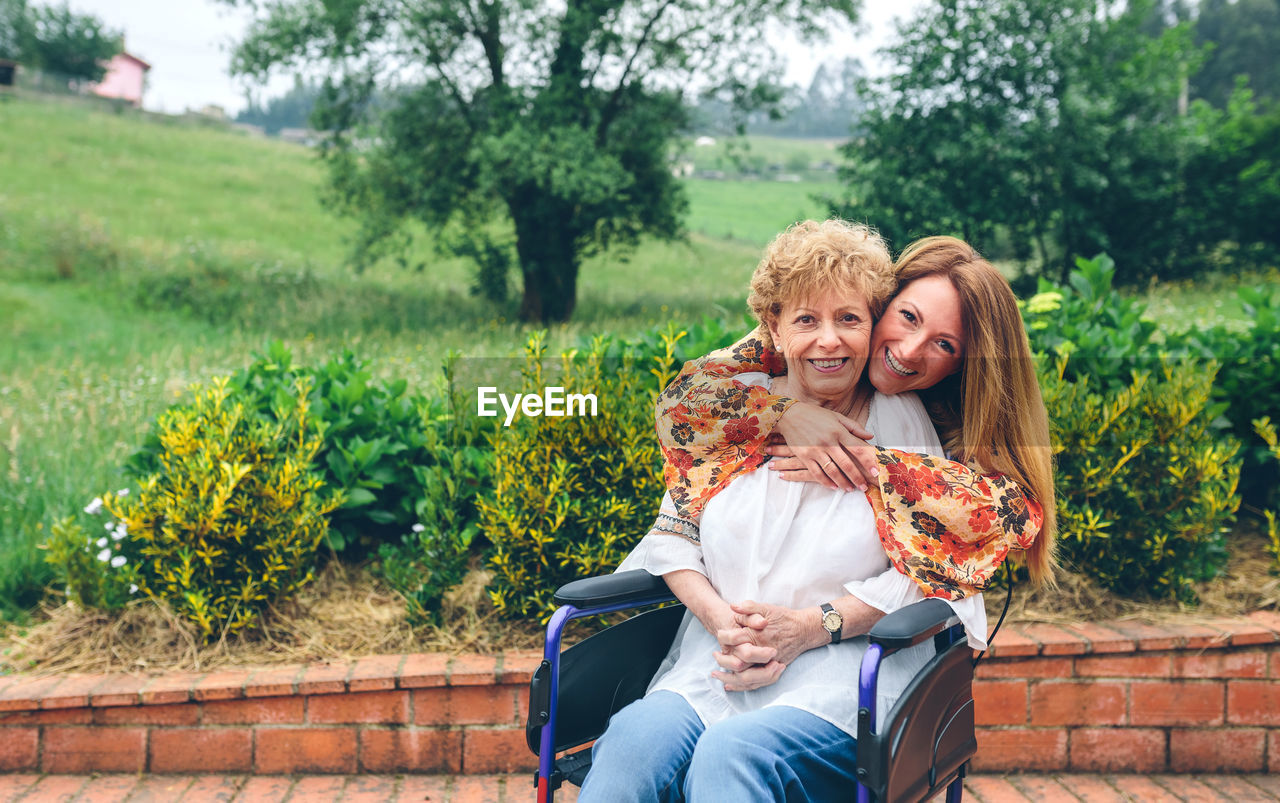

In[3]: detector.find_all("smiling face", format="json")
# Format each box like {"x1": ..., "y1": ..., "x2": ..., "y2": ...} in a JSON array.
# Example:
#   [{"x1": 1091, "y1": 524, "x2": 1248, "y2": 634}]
[
  {"x1": 868, "y1": 274, "x2": 966, "y2": 395},
  {"x1": 767, "y1": 288, "x2": 874, "y2": 408}
]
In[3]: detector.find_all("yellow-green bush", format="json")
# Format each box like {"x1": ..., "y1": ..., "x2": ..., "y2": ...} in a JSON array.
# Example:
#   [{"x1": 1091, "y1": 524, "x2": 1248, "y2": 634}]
[
  {"x1": 1043, "y1": 355, "x2": 1241, "y2": 601},
  {"x1": 98, "y1": 376, "x2": 340, "y2": 640},
  {"x1": 1253, "y1": 417, "x2": 1280, "y2": 572},
  {"x1": 479, "y1": 332, "x2": 680, "y2": 620}
]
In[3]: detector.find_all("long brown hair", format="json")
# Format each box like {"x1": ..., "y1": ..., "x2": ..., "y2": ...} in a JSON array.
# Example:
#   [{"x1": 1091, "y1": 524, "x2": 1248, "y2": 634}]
[{"x1": 895, "y1": 236, "x2": 1057, "y2": 586}]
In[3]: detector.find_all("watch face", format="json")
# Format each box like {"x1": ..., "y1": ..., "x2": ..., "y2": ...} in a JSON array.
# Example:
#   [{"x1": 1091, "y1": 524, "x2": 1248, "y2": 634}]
[{"x1": 823, "y1": 610, "x2": 842, "y2": 632}]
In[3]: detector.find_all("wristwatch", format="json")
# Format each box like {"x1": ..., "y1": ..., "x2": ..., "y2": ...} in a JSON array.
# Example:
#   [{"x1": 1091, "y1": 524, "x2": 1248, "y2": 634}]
[{"x1": 820, "y1": 602, "x2": 843, "y2": 645}]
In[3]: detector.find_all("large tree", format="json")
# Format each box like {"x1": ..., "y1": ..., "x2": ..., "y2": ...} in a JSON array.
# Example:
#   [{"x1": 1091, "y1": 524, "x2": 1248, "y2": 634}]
[
  {"x1": 837, "y1": 0, "x2": 1204, "y2": 282},
  {"x1": 223, "y1": 0, "x2": 857, "y2": 322},
  {"x1": 25, "y1": 1, "x2": 120, "y2": 82}
]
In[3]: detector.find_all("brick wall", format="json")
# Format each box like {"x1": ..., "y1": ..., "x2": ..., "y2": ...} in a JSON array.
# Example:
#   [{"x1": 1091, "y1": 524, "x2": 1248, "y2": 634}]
[
  {"x1": 972, "y1": 611, "x2": 1280, "y2": 774},
  {"x1": 0, "y1": 652, "x2": 543, "y2": 775},
  {"x1": 0, "y1": 611, "x2": 1277, "y2": 776}
]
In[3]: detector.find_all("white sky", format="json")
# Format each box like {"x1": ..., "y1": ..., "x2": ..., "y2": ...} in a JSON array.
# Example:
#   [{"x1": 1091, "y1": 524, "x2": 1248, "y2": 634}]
[{"x1": 64, "y1": 0, "x2": 926, "y2": 116}]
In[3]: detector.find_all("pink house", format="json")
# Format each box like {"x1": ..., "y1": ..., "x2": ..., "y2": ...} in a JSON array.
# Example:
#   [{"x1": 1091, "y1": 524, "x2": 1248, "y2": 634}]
[{"x1": 92, "y1": 52, "x2": 150, "y2": 107}]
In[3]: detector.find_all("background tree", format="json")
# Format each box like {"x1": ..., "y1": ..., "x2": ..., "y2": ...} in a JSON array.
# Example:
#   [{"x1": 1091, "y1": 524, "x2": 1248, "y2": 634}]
[
  {"x1": 1183, "y1": 84, "x2": 1280, "y2": 256},
  {"x1": 236, "y1": 77, "x2": 322, "y2": 135},
  {"x1": 223, "y1": 0, "x2": 858, "y2": 322},
  {"x1": 24, "y1": 1, "x2": 119, "y2": 82},
  {"x1": 692, "y1": 57, "x2": 866, "y2": 139},
  {"x1": 0, "y1": 0, "x2": 32, "y2": 62},
  {"x1": 836, "y1": 0, "x2": 1204, "y2": 283},
  {"x1": 1192, "y1": 0, "x2": 1280, "y2": 107}
]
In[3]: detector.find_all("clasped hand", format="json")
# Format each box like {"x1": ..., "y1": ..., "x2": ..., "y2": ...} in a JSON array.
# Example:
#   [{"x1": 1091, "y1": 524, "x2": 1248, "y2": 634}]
[{"x1": 711, "y1": 600, "x2": 814, "y2": 693}]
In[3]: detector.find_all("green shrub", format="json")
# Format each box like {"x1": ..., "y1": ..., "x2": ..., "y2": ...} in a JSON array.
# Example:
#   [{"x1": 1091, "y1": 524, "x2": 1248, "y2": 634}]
[
  {"x1": 1169, "y1": 286, "x2": 1280, "y2": 509},
  {"x1": 95, "y1": 376, "x2": 339, "y2": 640},
  {"x1": 376, "y1": 437, "x2": 491, "y2": 623},
  {"x1": 128, "y1": 342, "x2": 439, "y2": 560},
  {"x1": 376, "y1": 374, "x2": 495, "y2": 624},
  {"x1": 43, "y1": 513, "x2": 133, "y2": 611},
  {"x1": 1043, "y1": 355, "x2": 1241, "y2": 601},
  {"x1": 479, "y1": 331, "x2": 680, "y2": 620},
  {"x1": 1022, "y1": 254, "x2": 1161, "y2": 393},
  {"x1": 1254, "y1": 417, "x2": 1280, "y2": 573},
  {"x1": 1024, "y1": 257, "x2": 1279, "y2": 510}
]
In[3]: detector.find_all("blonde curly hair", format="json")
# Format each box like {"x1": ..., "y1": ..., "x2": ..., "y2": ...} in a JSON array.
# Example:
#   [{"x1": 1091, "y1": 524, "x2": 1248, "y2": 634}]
[{"x1": 747, "y1": 220, "x2": 895, "y2": 348}]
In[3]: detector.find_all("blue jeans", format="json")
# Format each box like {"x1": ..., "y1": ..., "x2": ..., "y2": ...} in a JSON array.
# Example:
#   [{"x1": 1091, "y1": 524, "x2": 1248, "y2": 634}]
[{"x1": 577, "y1": 691, "x2": 858, "y2": 802}]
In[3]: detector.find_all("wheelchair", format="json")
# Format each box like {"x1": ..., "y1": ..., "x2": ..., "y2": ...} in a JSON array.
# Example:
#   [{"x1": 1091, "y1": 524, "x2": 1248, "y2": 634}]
[{"x1": 526, "y1": 569, "x2": 977, "y2": 802}]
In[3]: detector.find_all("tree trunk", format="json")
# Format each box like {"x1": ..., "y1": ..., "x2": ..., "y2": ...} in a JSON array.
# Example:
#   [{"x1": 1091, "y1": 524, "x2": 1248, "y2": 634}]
[{"x1": 510, "y1": 193, "x2": 580, "y2": 323}]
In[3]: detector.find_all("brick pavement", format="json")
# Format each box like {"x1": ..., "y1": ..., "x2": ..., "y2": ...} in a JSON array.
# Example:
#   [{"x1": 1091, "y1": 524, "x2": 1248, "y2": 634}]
[{"x1": 2, "y1": 773, "x2": 1280, "y2": 801}]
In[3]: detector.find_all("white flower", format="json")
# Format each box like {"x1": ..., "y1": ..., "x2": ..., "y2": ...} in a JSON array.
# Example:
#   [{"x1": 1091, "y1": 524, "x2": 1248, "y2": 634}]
[
  {"x1": 83, "y1": 498, "x2": 104, "y2": 515},
  {"x1": 116, "y1": 488, "x2": 129, "y2": 497},
  {"x1": 96, "y1": 548, "x2": 111, "y2": 562},
  {"x1": 411, "y1": 523, "x2": 426, "y2": 533},
  {"x1": 110, "y1": 555, "x2": 126, "y2": 568},
  {"x1": 104, "y1": 522, "x2": 114, "y2": 531},
  {"x1": 129, "y1": 584, "x2": 138, "y2": 594},
  {"x1": 112, "y1": 523, "x2": 127, "y2": 541},
  {"x1": 96, "y1": 537, "x2": 108, "y2": 548}
]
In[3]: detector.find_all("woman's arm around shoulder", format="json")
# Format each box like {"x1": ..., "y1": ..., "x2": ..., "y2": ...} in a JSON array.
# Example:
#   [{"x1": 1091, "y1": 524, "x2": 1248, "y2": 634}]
[{"x1": 656, "y1": 328, "x2": 793, "y2": 516}]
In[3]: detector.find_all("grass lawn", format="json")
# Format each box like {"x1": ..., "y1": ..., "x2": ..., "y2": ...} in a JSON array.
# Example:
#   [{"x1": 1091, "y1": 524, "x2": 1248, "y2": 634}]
[{"x1": 683, "y1": 178, "x2": 841, "y2": 246}]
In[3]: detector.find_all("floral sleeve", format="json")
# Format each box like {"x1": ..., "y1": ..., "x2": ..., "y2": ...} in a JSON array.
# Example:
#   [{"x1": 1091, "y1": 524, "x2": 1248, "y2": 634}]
[
  {"x1": 867, "y1": 450, "x2": 1044, "y2": 600},
  {"x1": 656, "y1": 327, "x2": 791, "y2": 518}
]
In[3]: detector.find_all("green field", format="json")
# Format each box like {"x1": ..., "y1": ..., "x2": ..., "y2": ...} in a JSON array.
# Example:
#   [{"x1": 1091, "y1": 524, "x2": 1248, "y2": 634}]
[
  {"x1": 683, "y1": 178, "x2": 841, "y2": 245},
  {"x1": 0, "y1": 94, "x2": 1265, "y2": 619},
  {"x1": 685, "y1": 135, "x2": 844, "y2": 174}
]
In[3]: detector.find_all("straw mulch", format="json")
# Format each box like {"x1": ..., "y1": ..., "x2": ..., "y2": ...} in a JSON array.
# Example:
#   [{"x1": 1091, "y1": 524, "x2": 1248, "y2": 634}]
[
  {"x1": 986, "y1": 526, "x2": 1279, "y2": 627},
  {"x1": 1, "y1": 564, "x2": 543, "y2": 677},
  {"x1": 3, "y1": 529, "x2": 1275, "y2": 678}
]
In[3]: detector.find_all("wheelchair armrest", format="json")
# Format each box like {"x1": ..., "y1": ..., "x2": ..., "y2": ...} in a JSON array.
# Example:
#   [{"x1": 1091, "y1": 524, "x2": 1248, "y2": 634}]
[
  {"x1": 553, "y1": 569, "x2": 675, "y2": 609},
  {"x1": 867, "y1": 598, "x2": 960, "y2": 650}
]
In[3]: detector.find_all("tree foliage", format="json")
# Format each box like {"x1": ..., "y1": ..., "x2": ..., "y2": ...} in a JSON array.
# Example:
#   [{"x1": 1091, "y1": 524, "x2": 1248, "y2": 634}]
[
  {"x1": 23, "y1": 1, "x2": 120, "y2": 82},
  {"x1": 222, "y1": 0, "x2": 858, "y2": 322},
  {"x1": 0, "y1": 0, "x2": 31, "y2": 62},
  {"x1": 1192, "y1": 0, "x2": 1280, "y2": 107},
  {"x1": 837, "y1": 0, "x2": 1208, "y2": 282}
]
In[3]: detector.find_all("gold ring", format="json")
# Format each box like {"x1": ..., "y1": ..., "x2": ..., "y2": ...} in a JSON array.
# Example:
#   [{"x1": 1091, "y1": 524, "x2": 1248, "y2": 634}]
[{"x1": 824, "y1": 459, "x2": 835, "y2": 467}]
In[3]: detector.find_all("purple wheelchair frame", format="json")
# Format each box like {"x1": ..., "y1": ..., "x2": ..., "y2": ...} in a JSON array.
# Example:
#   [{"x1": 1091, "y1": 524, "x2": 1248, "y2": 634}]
[
  {"x1": 533, "y1": 593, "x2": 675, "y2": 802},
  {"x1": 531, "y1": 588, "x2": 972, "y2": 803}
]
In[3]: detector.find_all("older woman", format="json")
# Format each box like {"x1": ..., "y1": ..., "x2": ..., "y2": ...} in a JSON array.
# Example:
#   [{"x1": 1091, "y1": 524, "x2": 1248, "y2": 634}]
[{"x1": 577, "y1": 221, "x2": 986, "y2": 802}]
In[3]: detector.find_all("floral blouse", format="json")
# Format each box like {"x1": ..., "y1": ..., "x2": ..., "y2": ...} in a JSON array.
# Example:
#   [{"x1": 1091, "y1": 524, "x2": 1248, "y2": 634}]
[{"x1": 655, "y1": 328, "x2": 1044, "y2": 600}]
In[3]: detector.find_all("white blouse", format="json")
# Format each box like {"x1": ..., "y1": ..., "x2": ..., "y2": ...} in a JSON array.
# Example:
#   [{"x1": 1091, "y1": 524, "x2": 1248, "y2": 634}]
[{"x1": 618, "y1": 376, "x2": 987, "y2": 736}]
